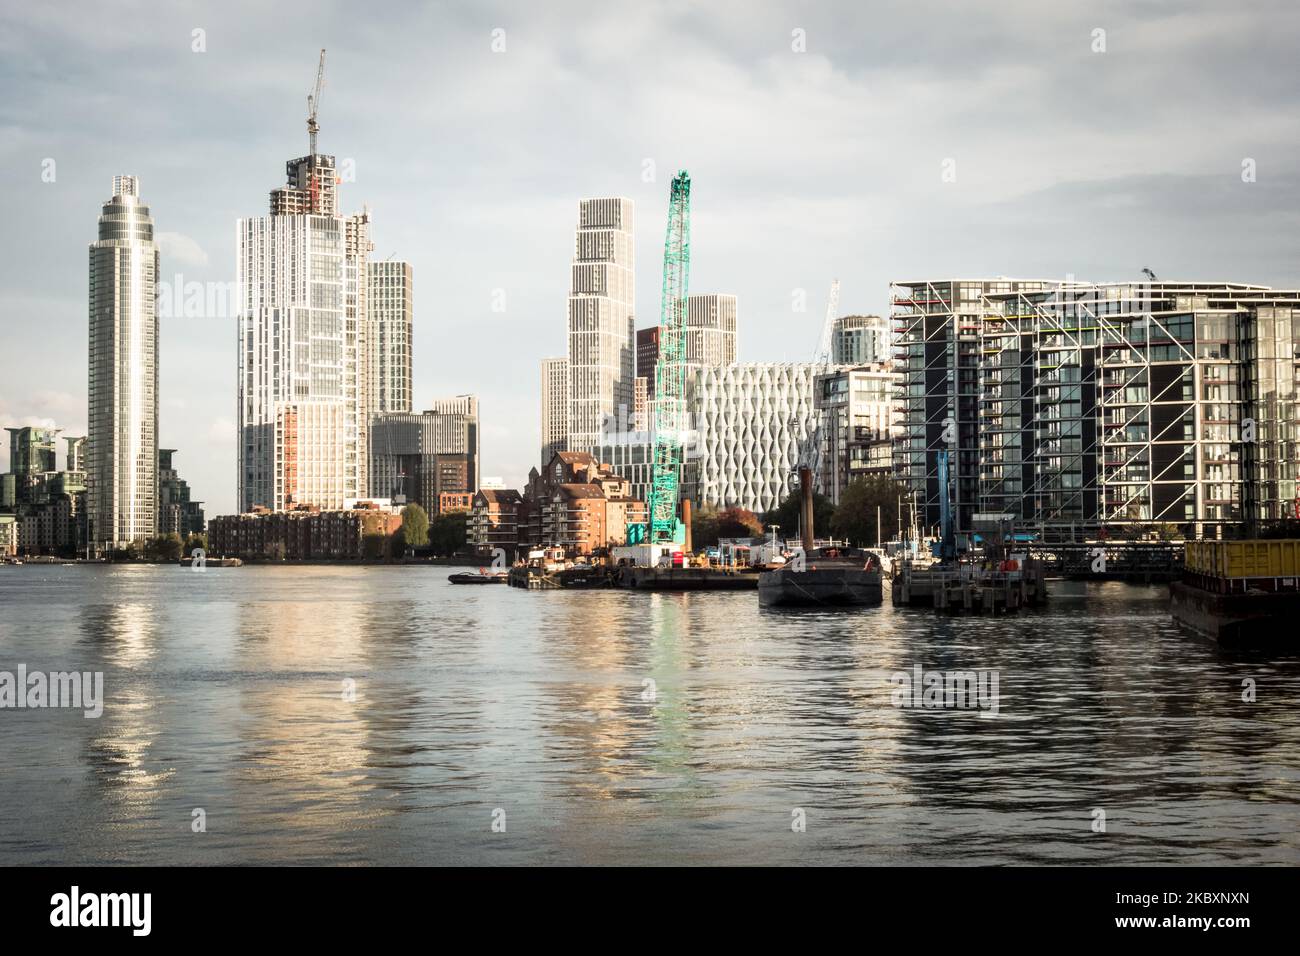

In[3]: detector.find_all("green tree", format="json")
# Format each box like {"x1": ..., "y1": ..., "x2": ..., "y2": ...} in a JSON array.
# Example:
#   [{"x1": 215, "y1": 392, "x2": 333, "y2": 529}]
[
  {"x1": 763, "y1": 490, "x2": 833, "y2": 542},
  {"x1": 830, "y1": 476, "x2": 909, "y2": 546},
  {"x1": 399, "y1": 504, "x2": 430, "y2": 549},
  {"x1": 144, "y1": 533, "x2": 183, "y2": 562},
  {"x1": 428, "y1": 511, "x2": 468, "y2": 557},
  {"x1": 183, "y1": 532, "x2": 208, "y2": 558}
]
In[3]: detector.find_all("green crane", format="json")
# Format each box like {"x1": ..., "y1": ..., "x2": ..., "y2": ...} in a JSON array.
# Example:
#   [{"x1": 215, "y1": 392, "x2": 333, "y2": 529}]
[{"x1": 647, "y1": 170, "x2": 692, "y2": 544}]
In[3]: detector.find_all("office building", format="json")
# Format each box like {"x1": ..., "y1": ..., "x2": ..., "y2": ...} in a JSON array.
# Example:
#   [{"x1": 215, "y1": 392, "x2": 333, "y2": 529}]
[
  {"x1": 370, "y1": 396, "x2": 479, "y2": 514},
  {"x1": 88, "y1": 175, "x2": 159, "y2": 547},
  {"x1": 688, "y1": 363, "x2": 821, "y2": 515}
]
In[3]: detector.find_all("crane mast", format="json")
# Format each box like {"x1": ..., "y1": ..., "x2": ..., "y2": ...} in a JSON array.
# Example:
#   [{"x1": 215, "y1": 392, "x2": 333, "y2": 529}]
[
  {"x1": 307, "y1": 48, "x2": 326, "y2": 156},
  {"x1": 647, "y1": 170, "x2": 692, "y2": 544}
]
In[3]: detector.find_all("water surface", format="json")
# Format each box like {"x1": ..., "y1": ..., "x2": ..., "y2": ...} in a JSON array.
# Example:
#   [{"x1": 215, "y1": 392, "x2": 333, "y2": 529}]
[{"x1": 1, "y1": 565, "x2": 1296, "y2": 865}]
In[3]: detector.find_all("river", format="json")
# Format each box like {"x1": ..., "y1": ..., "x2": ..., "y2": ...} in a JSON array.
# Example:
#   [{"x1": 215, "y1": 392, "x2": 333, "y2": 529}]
[{"x1": 0, "y1": 565, "x2": 1296, "y2": 865}]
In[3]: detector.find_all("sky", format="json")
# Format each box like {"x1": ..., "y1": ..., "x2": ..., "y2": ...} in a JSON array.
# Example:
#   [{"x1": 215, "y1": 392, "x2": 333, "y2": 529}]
[{"x1": 3, "y1": 0, "x2": 1300, "y2": 517}]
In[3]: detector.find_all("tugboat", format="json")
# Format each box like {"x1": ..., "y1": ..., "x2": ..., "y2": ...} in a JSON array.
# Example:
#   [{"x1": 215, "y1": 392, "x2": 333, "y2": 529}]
[{"x1": 757, "y1": 467, "x2": 883, "y2": 608}]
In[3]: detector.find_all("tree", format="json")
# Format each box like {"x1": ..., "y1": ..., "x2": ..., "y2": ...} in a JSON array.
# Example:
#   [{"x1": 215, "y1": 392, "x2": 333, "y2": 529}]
[
  {"x1": 183, "y1": 532, "x2": 208, "y2": 558},
  {"x1": 399, "y1": 504, "x2": 430, "y2": 549},
  {"x1": 428, "y1": 511, "x2": 468, "y2": 557},
  {"x1": 763, "y1": 489, "x2": 833, "y2": 542},
  {"x1": 830, "y1": 476, "x2": 909, "y2": 546},
  {"x1": 144, "y1": 533, "x2": 183, "y2": 562},
  {"x1": 691, "y1": 505, "x2": 722, "y2": 548},
  {"x1": 715, "y1": 507, "x2": 763, "y2": 541}
]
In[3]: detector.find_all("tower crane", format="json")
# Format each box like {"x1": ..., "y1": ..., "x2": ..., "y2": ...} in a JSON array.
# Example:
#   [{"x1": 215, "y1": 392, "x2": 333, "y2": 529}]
[
  {"x1": 813, "y1": 278, "x2": 841, "y2": 367},
  {"x1": 307, "y1": 48, "x2": 326, "y2": 156},
  {"x1": 646, "y1": 170, "x2": 692, "y2": 545},
  {"x1": 794, "y1": 280, "x2": 842, "y2": 478}
]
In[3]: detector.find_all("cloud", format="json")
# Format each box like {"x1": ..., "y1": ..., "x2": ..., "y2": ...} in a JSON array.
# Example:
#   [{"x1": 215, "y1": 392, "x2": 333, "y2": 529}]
[
  {"x1": 156, "y1": 232, "x2": 210, "y2": 267},
  {"x1": 3, "y1": 0, "x2": 1300, "y2": 513}
]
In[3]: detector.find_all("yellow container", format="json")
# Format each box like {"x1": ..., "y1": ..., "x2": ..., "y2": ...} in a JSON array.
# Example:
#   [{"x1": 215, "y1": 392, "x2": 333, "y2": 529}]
[{"x1": 1186, "y1": 539, "x2": 1300, "y2": 578}]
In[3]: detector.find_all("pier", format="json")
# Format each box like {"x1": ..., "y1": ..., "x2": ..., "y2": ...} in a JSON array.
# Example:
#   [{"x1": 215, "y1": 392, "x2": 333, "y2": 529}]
[
  {"x1": 1027, "y1": 542, "x2": 1182, "y2": 581},
  {"x1": 892, "y1": 562, "x2": 1047, "y2": 613},
  {"x1": 617, "y1": 566, "x2": 758, "y2": 590}
]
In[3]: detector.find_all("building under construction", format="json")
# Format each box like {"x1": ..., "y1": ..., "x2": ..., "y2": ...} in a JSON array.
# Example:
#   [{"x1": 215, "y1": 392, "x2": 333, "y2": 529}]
[{"x1": 891, "y1": 279, "x2": 1300, "y2": 538}]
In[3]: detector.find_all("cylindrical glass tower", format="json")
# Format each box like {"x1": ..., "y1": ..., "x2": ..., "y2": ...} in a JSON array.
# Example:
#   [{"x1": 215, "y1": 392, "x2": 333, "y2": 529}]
[{"x1": 88, "y1": 175, "x2": 159, "y2": 549}]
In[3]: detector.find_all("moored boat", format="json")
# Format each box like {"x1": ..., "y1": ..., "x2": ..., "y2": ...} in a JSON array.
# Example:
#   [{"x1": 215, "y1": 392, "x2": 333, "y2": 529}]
[
  {"x1": 758, "y1": 547, "x2": 883, "y2": 607},
  {"x1": 449, "y1": 569, "x2": 508, "y2": 584}
]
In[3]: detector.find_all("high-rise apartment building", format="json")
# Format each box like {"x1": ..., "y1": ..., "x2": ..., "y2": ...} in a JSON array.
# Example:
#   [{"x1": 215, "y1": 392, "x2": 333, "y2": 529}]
[
  {"x1": 893, "y1": 278, "x2": 1300, "y2": 537},
  {"x1": 367, "y1": 260, "x2": 413, "y2": 414},
  {"x1": 238, "y1": 129, "x2": 373, "y2": 511},
  {"x1": 814, "y1": 364, "x2": 900, "y2": 504},
  {"x1": 157, "y1": 448, "x2": 206, "y2": 537},
  {"x1": 832, "y1": 314, "x2": 888, "y2": 365},
  {"x1": 540, "y1": 356, "x2": 569, "y2": 465},
  {"x1": 891, "y1": 278, "x2": 1059, "y2": 533},
  {"x1": 980, "y1": 282, "x2": 1298, "y2": 534},
  {"x1": 567, "y1": 197, "x2": 635, "y2": 452},
  {"x1": 88, "y1": 175, "x2": 159, "y2": 547}
]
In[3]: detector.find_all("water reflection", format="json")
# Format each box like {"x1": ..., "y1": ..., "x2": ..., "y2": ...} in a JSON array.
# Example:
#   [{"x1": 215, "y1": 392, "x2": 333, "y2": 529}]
[{"x1": 0, "y1": 565, "x2": 1295, "y2": 865}]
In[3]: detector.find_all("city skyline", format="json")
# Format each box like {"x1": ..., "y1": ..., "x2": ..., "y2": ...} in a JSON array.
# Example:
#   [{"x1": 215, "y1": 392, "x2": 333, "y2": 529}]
[{"x1": 5, "y1": 1, "x2": 1300, "y2": 518}]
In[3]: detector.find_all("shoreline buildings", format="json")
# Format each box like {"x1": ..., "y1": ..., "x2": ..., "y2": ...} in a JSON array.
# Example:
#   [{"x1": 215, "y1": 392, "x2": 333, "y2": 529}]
[
  {"x1": 815, "y1": 362, "x2": 900, "y2": 504},
  {"x1": 689, "y1": 363, "x2": 820, "y2": 515},
  {"x1": 0, "y1": 427, "x2": 87, "y2": 556},
  {"x1": 892, "y1": 279, "x2": 1300, "y2": 538},
  {"x1": 370, "y1": 396, "x2": 480, "y2": 515},
  {"x1": 88, "y1": 175, "x2": 159, "y2": 548},
  {"x1": 237, "y1": 117, "x2": 373, "y2": 512}
]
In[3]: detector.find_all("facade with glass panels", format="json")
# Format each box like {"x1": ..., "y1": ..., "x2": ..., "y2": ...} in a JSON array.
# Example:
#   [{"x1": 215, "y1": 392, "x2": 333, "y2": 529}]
[
  {"x1": 893, "y1": 278, "x2": 1299, "y2": 536},
  {"x1": 88, "y1": 175, "x2": 159, "y2": 547},
  {"x1": 238, "y1": 152, "x2": 372, "y2": 512}
]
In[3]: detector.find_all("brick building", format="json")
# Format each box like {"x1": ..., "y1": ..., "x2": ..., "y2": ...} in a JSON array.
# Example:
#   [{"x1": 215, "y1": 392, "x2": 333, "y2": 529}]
[{"x1": 208, "y1": 504, "x2": 402, "y2": 560}]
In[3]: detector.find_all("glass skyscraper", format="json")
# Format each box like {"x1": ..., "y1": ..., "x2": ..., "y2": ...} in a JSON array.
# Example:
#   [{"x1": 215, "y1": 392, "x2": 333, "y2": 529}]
[{"x1": 88, "y1": 175, "x2": 159, "y2": 548}]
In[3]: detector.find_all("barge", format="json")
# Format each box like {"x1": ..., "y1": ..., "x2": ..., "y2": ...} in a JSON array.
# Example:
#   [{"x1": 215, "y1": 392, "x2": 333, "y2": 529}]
[{"x1": 1171, "y1": 539, "x2": 1300, "y2": 647}]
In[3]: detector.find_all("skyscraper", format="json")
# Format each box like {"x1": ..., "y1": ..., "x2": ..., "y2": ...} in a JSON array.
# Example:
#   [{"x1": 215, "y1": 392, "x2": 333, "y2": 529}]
[
  {"x1": 685, "y1": 294, "x2": 738, "y2": 369},
  {"x1": 567, "y1": 197, "x2": 635, "y2": 452},
  {"x1": 88, "y1": 175, "x2": 159, "y2": 547},
  {"x1": 540, "y1": 356, "x2": 569, "y2": 465},
  {"x1": 237, "y1": 122, "x2": 373, "y2": 511},
  {"x1": 367, "y1": 260, "x2": 414, "y2": 415}
]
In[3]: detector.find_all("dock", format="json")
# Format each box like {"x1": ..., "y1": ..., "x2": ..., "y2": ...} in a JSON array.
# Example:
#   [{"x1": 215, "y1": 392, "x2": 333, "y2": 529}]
[
  {"x1": 892, "y1": 562, "x2": 1047, "y2": 613},
  {"x1": 507, "y1": 565, "x2": 613, "y2": 589},
  {"x1": 617, "y1": 566, "x2": 758, "y2": 590}
]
